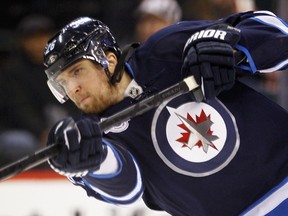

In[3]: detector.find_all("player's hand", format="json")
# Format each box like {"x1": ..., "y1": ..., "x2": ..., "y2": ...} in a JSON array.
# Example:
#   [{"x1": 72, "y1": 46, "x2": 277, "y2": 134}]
[
  {"x1": 47, "y1": 116, "x2": 107, "y2": 177},
  {"x1": 181, "y1": 24, "x2": 241, "y2": 100}
]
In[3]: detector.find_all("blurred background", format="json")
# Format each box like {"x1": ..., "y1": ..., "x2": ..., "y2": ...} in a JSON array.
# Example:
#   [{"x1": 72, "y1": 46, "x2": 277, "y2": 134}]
[
  {"x1": 0, "y1": 0, "x2": 280, "y2": 48},
  {"x1": 0, "y1": 0, "x2": 287, "y2": 215}
]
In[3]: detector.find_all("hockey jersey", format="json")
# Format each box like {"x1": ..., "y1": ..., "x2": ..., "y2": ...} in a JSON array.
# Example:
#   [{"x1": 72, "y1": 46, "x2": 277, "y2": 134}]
[{"x1": 69, "y1": 10, "x2": 288, "y2": 216}]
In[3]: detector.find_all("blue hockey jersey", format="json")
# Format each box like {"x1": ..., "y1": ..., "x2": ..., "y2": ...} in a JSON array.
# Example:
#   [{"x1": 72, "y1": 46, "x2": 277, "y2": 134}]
[{"x1": 69, "y1": 10, "x2": 288, "y2": 216}]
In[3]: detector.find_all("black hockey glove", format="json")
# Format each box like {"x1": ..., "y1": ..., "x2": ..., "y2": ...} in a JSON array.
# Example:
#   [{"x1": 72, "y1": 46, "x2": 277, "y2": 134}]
[
  {"x1": 181, "y1": 24, "x2": 241, "y2": 100},
  {"x1": 47, "y1": 116, "x2": 107, "y2": 177}
]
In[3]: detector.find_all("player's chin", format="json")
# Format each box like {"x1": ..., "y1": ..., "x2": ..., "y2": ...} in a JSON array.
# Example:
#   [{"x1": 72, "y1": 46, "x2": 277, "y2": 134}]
[
  {"x1": 78, "y1": 104, "x2": 96, "y2": 114},
  {"x1": 77, "y1": 101, "x2": 105, "y2": 114}
]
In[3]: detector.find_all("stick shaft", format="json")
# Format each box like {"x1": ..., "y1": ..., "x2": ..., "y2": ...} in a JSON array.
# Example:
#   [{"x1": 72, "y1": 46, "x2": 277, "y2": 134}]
[
  {"x1": 0, "y1": 76, "x2": 201, "y2": 181},
  {"x1": 100, "y1": 76, "x2": 201, "y2": 131},
  {"x1": 0, "y1": 144, "x2": 60, "y2": 181}
]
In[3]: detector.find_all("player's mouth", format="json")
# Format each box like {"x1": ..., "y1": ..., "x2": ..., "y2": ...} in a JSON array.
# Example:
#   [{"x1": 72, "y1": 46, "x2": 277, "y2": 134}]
[{"x1": 79, "y1": 96, "x2": 90, "y2": 104}]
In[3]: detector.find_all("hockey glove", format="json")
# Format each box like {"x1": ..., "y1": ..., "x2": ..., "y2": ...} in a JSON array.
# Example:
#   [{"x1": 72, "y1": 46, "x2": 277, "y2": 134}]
[
  {"x1": 47, "y1": 116, "x2": 107, "y2": 177},
  {"x1": 181, "y1": 24, "x2": 241, "y2": 100}
]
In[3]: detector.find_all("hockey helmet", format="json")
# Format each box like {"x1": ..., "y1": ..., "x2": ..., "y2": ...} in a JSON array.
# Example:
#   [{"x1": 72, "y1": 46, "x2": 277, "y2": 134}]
[{"x1": 43, "y1": 17, "x2": 121, "y2": 103}]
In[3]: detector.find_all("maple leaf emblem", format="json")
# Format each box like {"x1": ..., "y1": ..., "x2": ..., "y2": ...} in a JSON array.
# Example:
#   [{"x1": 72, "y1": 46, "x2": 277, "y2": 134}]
[{"x1": 176, "y1": 109, "x2": 219, "y2": 153}]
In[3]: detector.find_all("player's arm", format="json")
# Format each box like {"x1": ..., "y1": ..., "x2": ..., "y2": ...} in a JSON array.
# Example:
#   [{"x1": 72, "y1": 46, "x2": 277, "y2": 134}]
[
  {"x1": 46, "y1": 116, "x2": 143, "y2": 205},
  {"x1": 226, "y1": 10, "x2": 288, "y2": 73}
]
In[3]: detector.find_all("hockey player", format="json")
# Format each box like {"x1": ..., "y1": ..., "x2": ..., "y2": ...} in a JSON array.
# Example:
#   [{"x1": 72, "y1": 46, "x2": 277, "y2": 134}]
[{"x1": 43, "y1": 10, "x2": 288, "y2": 216}]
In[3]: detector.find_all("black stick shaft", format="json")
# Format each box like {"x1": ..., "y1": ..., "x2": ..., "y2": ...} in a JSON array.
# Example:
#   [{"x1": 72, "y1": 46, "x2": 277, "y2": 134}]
[{"x1": 0, "y1": 76, "x2": 201, "y2": 182}]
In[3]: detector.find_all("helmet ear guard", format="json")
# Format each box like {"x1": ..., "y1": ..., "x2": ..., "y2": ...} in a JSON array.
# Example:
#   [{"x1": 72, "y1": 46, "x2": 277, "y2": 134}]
[{"x1": 110, "y1": 42, "x2": 140, "y2": 84}]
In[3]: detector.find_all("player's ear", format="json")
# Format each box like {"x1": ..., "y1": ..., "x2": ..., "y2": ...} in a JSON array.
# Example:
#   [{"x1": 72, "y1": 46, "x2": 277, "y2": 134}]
[{"x1": 106, "y1": 52, "x2": 118, "y2": 74}]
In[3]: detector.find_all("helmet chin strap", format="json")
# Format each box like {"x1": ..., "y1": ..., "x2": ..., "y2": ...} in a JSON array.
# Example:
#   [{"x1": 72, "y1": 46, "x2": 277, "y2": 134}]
[{"x1": 109, "y1": 43, "x2": 140, "y2": 84}]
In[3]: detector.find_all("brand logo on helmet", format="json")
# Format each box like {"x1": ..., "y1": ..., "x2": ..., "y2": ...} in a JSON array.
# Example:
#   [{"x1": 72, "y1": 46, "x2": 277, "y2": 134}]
[{"x1": 47, "y1": 54, "x2": 58, "y2": 65}]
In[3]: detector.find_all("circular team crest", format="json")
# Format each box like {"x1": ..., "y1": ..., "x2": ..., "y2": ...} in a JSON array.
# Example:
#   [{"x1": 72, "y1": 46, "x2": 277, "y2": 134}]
[{"x1": 151, "y1": 94, "x2": 239, "y2": 177}]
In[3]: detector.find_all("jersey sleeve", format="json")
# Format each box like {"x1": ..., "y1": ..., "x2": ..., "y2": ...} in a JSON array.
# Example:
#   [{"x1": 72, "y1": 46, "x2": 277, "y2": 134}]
[
  {"x1": 230, "y1": 11, "x2": 288, "y2": 73},
  {"x1": 67, "y1": 138, "x2": 143, "y2": 205}
]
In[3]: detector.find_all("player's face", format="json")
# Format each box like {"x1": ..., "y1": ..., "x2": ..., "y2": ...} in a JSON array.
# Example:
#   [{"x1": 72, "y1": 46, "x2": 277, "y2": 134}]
[{"x1": 56, "y1": 59, "x2": 118, "y2": 113}]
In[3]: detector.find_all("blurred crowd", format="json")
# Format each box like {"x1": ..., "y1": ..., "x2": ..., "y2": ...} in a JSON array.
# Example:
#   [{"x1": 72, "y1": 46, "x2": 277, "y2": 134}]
[{"x1": 0, "y1": 0, "x2": 287, "y2": 168}]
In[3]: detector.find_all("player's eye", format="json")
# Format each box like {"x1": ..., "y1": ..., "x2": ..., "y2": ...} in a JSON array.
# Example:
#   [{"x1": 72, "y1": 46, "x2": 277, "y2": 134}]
[
  {"x1": 72, "y1": 68, "x2": 83, "y2": 77},
  {"x1": 73, "y1": 68, "x2": 80, "y2": 76}
]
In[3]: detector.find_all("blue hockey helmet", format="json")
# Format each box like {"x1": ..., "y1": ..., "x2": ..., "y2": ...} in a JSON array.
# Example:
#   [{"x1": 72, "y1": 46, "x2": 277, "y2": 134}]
[{"x1": 43, "y1": 17, "x2": 121, "y2": 103}]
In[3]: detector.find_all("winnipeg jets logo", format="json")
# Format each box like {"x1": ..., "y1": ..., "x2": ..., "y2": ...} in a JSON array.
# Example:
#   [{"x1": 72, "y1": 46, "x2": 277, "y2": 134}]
[
  {"x1": 174, "y1": 110, "x2": 219, "y2": 153},
  {"x1": 101, "y1": 118, "x2": 129, "y2": 134},
  {"x1": 152, "y1": 95, "x2": 239, "y2": 177}
]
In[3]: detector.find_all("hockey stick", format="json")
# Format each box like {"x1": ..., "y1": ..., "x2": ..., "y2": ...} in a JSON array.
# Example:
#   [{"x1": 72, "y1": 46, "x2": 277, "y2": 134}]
[{"x1": 0, "y1": 76, "x2": 202, "y2": 182}]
